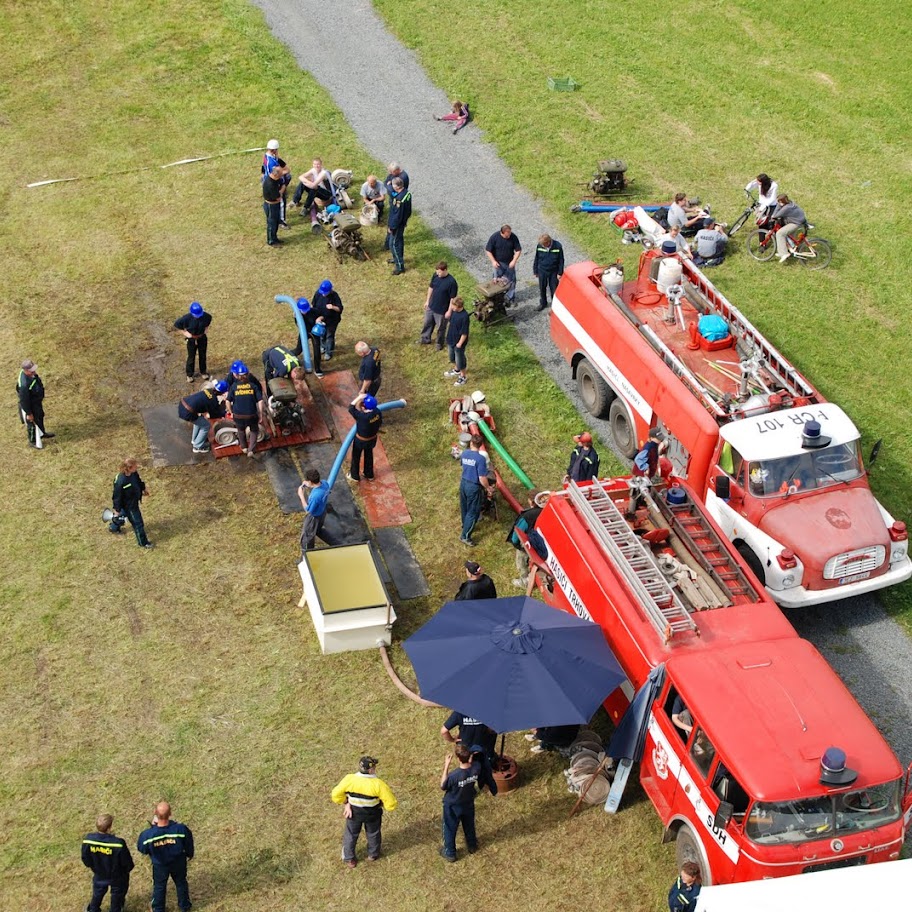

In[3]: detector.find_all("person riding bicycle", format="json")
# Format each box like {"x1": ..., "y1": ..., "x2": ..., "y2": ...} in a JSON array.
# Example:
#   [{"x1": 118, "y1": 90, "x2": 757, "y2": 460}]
[
  {"x1": 745, "y1": 173, "x2": 779, "y2": 225},
  {"x1": 770, "y1": 194, "x2": 807, "y2": 263}
]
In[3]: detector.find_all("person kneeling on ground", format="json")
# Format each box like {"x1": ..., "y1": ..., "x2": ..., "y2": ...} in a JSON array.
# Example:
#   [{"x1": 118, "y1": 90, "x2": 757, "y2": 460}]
[
  {"x1": 692, "y1": 218, "x2": 728, "y2": 267},
  {"x1": 524, "y1": 724, "x2": 581, "y2": 754}
]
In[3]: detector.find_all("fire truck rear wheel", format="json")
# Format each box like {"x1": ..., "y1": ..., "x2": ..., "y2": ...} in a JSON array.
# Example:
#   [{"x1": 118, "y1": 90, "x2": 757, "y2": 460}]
[
  {"x1": 735, "y1": 542, "x2": 766, "y2": 585},
  {"x1": 609, "y1": 399, "x2": 637, "y2": 458},
  {"x1": 675, "y1": 825, "x2": 711, "y2": 884},
  {"x1": 576, "y1": 358, "x2": 612, "y2": 418}
]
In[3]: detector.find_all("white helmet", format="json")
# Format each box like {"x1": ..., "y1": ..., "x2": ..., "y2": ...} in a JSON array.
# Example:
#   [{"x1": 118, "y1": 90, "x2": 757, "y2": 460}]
[
  {"x1": 266, "y1": 139, "x2": 280, "y2": 150},
  {"x1": 471, "y1": 390, "x2": 486, "y2": 404}
]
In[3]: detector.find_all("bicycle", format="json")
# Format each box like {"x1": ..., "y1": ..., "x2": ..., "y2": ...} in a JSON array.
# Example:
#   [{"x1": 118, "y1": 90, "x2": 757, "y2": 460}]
[
  {"x1": 746, "y1": 220, "x2": 832, "y2": 270},
  {"x1": 727, "y1": 189, "x2": 774, "y2": 237}
]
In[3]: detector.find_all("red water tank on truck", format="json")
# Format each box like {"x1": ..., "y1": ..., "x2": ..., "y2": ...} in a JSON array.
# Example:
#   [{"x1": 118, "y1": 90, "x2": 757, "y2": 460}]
[
  {"x1": 522, "y1": 475, "x2": 912, "y2": 884},
  {"x1": 549, "y1": 250, "x2": 911, "y2": 606}
]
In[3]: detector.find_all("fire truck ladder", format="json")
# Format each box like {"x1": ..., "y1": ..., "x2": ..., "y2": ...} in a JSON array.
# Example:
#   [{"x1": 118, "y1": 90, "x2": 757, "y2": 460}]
[
  {"x1": 649, "y1": 491, "x2": 757, "y2": 604},
  {"x1": 567, "y1": 481, "x2": 698, "y2": 643}
]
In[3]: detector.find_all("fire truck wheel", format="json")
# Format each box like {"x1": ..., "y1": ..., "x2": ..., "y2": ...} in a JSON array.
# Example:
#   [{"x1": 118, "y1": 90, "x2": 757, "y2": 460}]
[
  {"x1": 675, "y1": 825, "x2": 711, "y2": 884},
  {"x1": 576, "y1": 358, "x2": 613, "y2": 418},
  {"x1": 735, "y1": 542, "x2": 766, "y2": 585},
  {"x1": 609, "y1": 399, "x2": 638, "y2": 458}
]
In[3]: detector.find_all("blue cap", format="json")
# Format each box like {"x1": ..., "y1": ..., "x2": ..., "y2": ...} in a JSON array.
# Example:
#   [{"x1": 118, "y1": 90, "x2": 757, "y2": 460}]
[
  {"x1": 362, "y1": 395, "x2": 378, "y2": 410},
  {"x1": 296, "y1": 297, "x2": 311, "y2": 313},
  {"x1": 213, "y1": 380, "x2": 228, "y2": 394},
  {"x1": 318, "y1": 280, "x2": 333, "y2": 295},
  {"x1": 231, "y1": 360, "x2": 248, "y2": 375},
  {"x1": 190, "y1": 301, "x2": 203, "y2": 317}
]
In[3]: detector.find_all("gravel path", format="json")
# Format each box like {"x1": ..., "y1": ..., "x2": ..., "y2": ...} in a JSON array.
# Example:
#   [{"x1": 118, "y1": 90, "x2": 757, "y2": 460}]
[{"x1": 253, "y1": 0, "x2": 912, "y2": 784}]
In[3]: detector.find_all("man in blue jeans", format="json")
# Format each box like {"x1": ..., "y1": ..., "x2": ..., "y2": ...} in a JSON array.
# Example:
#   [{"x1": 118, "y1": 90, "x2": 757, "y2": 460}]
[
  {"x1": 439, "y1": 743, "x2": 497, "y2": 862},
  {"x1": 137, "y1": 802, "x2": 194, "y2": 912},
  {"x1": 459, "y1": 435, "x2": 491, "y2": 547}
]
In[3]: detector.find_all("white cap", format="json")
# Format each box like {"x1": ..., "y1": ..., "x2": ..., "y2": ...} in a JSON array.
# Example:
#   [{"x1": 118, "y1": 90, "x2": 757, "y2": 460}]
[
  {"x1": 471, "y1": 390, "x2": 486, "y2": 403},
  {"x1": 266, "y1": 139, "x2": 280, "y2": 150}
]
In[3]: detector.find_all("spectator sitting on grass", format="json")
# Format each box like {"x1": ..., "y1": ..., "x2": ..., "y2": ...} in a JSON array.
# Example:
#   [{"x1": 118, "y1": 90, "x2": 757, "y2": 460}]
[{"x1": 434, "y1": 99, "x2": 470, "y2": 133}]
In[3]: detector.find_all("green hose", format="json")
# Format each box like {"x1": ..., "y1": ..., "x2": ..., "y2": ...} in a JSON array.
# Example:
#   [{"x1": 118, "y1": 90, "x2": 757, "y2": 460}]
[{"x1": 473, "y1": 419, "x2": 535, "y2": 489}]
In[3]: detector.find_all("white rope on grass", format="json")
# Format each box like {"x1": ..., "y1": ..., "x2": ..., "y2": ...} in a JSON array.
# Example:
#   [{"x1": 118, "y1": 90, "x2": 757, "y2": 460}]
[{"x1": 26, "y1": 146, "x2": 267, "y2": 188}]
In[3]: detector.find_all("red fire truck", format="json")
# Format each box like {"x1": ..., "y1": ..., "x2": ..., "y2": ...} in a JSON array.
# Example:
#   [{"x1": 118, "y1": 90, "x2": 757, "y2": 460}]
[
  {"x1": 550, "y1": 252, "x2": 911, "y2": 607},
  {"x1": 524, "y1": 475, "x2": 911, "y2": 884}
]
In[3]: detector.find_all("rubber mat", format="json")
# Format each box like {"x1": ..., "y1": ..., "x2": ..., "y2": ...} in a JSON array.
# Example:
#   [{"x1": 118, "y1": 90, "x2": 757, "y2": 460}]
[
  {"x1": 213, "y1": 375, "x2": 331, "y2": 459},
  {"x1": 374, "y1": 526, "x2": 430, "y2": 600},
  {"x1": 319, "y1": 370, "x2": 412, "y2": 528},
  {"x1": 141, "y1": 405, "x2": 213, "y2": 468},
  {"x1": 298, "y1": 442, "x2": 370, "y2": 546},
  {"x1": 263, "y1": 449, "x2": 303, "y2": 514}
]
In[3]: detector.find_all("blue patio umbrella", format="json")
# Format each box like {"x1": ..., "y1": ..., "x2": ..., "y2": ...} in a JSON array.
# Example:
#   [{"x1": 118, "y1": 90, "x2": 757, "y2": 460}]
[{"x1": 403, "y1": 596, "x2": 625, "y2": 734}]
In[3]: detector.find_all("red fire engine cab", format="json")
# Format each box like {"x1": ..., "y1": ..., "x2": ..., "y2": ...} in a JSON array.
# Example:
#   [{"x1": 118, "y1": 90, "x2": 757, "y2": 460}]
[
  {"x1": 550, "y1": 252, "x2": 911, "y2": 607},
  {"x1": 524, "y1": 475, "x2": 911, "y2": 884}
]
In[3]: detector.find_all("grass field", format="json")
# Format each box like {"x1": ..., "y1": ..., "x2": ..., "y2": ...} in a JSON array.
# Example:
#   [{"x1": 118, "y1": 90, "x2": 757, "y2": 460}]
[
  {"x1": 375, "y1": 0, "x2": 912, "y2": 624},
  {"x1": 2, "y1": 1, "x2": 911, "y2": 910}
]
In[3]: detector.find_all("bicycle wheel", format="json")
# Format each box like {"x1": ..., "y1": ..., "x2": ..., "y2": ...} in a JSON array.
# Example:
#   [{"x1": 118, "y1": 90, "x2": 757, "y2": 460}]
[
  {"x1": 797, "y1": 237, "x2": 832, "y2": 270},
  {"x1": 746, "y1": 229, "x2": 776, "y2": 261},
  {"x1": 727, "y1": 208, "x2": 752, "y2": 237}
]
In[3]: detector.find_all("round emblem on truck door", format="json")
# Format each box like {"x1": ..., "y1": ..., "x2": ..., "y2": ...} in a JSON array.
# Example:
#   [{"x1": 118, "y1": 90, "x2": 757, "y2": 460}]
[
  {"x1": 831, "y1": 838, "x2": 844, "y2": 852},
  {"x1": 826, "y1": 508, "x2": 852, "y2": 529}
]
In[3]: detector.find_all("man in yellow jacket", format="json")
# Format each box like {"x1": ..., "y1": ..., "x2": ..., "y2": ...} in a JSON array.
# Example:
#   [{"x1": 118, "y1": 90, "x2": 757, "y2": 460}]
[{"x1": 331, "y1": 756, "x2": 398, "y2": 868}]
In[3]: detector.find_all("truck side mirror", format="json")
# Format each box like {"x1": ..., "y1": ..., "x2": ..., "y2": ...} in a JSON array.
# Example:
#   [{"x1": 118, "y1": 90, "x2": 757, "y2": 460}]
[
  {"x1": 869, "y1": 438, "x2": 882, "y2": 467},
  {"x1": 715, "y1": 476, "x2": 731, "y2": 500},
  {"x1": 713, "y1": 800, "x2": 734, "y2": 829}
]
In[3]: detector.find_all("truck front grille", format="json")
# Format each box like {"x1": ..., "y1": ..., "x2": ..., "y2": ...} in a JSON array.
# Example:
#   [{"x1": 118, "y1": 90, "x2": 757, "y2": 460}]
[{"x1": 823, "y1": 546, "x2": 885, "y2": 580}]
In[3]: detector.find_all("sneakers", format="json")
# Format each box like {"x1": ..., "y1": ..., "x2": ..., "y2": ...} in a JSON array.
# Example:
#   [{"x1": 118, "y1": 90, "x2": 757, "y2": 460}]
[
  {"x1": 460, "y1": 537, "x2": 476, "y2": 547},
  {"x1": 416, "y1": 339, "x2": 432, "y2": 345},
  {"x1": 439, "y1": 848, "x2": 457, "y2": 863},
  {"x1": 141, "y1": 543, "x2": 155, "y2": 550},
  {"x1": 346, "y1": 472, "x2": 360, "y2": 482},
  {"x1": 530, "y1": 744, "x2": 545, "y2": 753},
  {"x1": 192, "y1": 446, "x2": 211, "y2": 454},
  {"x1": 778, "y1": 253, "x2": 790, "y2": 263},
  {"x1": 524, "y1": 733, "x2": 538, "y2": 742},
  {"x1": 368, "y1": 854, "x2": 381, "y2": 862},
  {"x1": 200, "y1": 374, "x2": 210, "y2": 380},
  {"x1": 344, "y1": 858, "x2": 357, "y2": 869},
  {"x1": 41, "y1": 431, "x2": 56, "y2": 438},
  {"x1": 443, "y1": 368, "x2": 459, "y2": 378},
  {"x1": 314, "y1": 372, "x2": 325, "y2": 379},
  {"x1": 187, "y1": 376, "x2": 195, "y2": 383},
  {"x1": 454, "y1": 376, "x2": 467, "y2": 386},
  {"x1": 392, "y1": 268, "x2": 404, "y2": 275}
]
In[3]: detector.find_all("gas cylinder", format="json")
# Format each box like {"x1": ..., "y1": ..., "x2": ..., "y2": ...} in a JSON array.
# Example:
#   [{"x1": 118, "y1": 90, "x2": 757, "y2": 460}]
[
  {"x1": 601, "y1": 264, "x2": 624, "y2": 296},
  {"x1": 656, "y1": 256, "x2": 683, "y2": 293}
]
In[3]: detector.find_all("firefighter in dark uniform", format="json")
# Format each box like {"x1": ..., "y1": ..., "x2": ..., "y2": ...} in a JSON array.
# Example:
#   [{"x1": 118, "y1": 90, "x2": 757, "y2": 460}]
[
  {"x1": 387, "y1": 177, "x2": 412, "y2": 274},
  {"x1": 355, "y1": 341, "x2": 382, "y2": 396},
  {"x1": 455, "y1": 560, "x2": 497, "y2": 600},
  {"x1": 261, "y1": 344, "x2": 301, "y2": 383},
  {"x1": 532, "y1": 233, "x2": 565, "y2": 311},
  {"x1": 227, "y1": 362, "x2": 263, "y2": 458},
  {"x1": 178, "y1": 381, "x2": 228, "y2": 454},
  {"x1": 110, "y1": 457, "x2": 153, "y2": 548},
  {"x1": 137, "y1": 801, "x2": 195, "y2": 912},
  {"x1": 173, "y1": 301, "x2": 212, "y2": 382},
  {"x1": 346, "y1": 393, "x2": 382, "y2": 482},
  {"x1": 290, "y1": 298, "x2": 325, "y2": 378},
  {"x1": 17, "y1": 359, "x2": 54, "y2": 447},
  {"x1": 565, "y1": 431, "x2": 600, "y2": 483},
  {"x1": 668, "y1": 862, "x2": 702, "y2": 912},
  {"x1": 82, "y1": 813, "x2": 135, "y2": 912}
]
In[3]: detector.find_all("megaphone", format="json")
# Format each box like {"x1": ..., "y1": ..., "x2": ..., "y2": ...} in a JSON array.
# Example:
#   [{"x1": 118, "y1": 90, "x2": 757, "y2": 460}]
[
  {"x1": 103, "y1": 509, "x2": 126, "y2": 532},
  {"x1": 102, "y1": 509, "x2": 115, "y2": 523}
]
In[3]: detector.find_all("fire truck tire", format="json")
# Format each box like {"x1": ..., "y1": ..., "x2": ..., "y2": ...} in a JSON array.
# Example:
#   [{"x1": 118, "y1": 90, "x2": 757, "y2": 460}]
[
  {"x1": 746, "y1": 229, "x2": 777, "y2": 262},
  {"x1": 675, "y1": 825, "x2": 711, "y2": 883},
  {"x1": 576, "y1": 359, "x2": 613, "y2": 418},
  {"x1": 735, "y1": 542, "x2": 766, "y2": 585},
  {"x1": 609, "y1": 399, "x2": 638, "y2": 458}
]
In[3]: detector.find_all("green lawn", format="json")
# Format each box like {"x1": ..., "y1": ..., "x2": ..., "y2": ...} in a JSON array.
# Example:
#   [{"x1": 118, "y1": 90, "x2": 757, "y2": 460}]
[
  {"x1": 375, "y1": 0, "x2": 912, "y2": 624},
  {"x1": 0, "y1": 2, "x2": 669, "y2": 911}
]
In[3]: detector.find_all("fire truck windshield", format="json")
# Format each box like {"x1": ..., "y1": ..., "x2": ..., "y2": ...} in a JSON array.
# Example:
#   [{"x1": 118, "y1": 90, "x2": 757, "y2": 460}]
[
  {"x1": 746, "y1": 780, "x2": 901, "y2": 845},
  {"x1": 747, "y1": 442, "x2": 864, "y2": 497}
]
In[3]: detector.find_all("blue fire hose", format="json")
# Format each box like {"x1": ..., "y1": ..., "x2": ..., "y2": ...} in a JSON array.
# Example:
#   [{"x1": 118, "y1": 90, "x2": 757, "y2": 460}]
[{"x1": 275, "y1": 294, "x2": 312, "y2": 372}]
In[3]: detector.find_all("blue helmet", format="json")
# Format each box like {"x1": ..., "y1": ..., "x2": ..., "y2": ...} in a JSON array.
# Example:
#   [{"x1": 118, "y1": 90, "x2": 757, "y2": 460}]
[
  {"x1": 296, "y1": 297, "x2": 311, "y2": 313},
  {"x1": 190, "y1": 301, "x2": 204, "y2": 317},
  {"x1": 362, "y1": 395, "x2": 378, "y2": 410},
  {"x1": 326, "y1": 203, "x2": 341, "y2": 215},
  {"x1": 213, "y1": 380, "x2": 229, "y2": 394},
  {"x1": 311, "y1": 322, "x2": 326, "y2": 337},
  {"x1": 318, "y1": 280, "x2": 333, "y2": 295},
  {"x1": 231, "y1": 360, "x2": 248, "y2": 375}
]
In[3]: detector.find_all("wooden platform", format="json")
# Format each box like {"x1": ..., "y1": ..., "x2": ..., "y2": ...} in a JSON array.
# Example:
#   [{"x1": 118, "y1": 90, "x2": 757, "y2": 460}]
[
  {"x1": 319, "y1": 370, "x2": 412, "y2": 528},
  {"x1": 213, "y1": 375, "x2": 331, "y2": 459}
]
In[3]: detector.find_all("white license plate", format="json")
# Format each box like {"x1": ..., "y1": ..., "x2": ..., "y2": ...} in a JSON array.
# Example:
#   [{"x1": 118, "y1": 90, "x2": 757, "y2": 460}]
[{"x1": 838, "y1": 571, "x2": 872, "y2": 585}]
